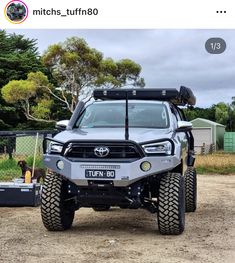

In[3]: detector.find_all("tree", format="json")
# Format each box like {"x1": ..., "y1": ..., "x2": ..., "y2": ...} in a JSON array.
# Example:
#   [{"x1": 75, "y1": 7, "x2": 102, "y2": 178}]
[
  {"x1": 0, "y1": 30, "x2": 43, "y2": 89},
  {"x1": 0, "y1": 30, "x2": 44, "y2": 129},
  {"x1": 184, "y1": 100, "x2": 235, "y2": 131},
  {"x1": 2, "y1": 72, "x2": 54, "y2": 123},
  {"x1": 226, "y1": 97, "x2": 235, "y2": 131},
  {"x1": 42, "y1": 37, "x2": 145, "y2": 112},
  {"x1": 184, "y1": 107, "x2": 216, "y2": 122},
  {"x1": 214, "y1": 102, "x2": 229, "y2": 125}
]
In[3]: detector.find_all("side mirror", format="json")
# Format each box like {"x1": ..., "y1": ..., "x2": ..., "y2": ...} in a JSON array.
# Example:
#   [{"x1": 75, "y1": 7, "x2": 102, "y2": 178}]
[
  {"x1": 176, "y1": 121, "x2": 192, "y2": 132},
  {"x1": 55, "y1": 120, "x2": 69, "y2": 131}
]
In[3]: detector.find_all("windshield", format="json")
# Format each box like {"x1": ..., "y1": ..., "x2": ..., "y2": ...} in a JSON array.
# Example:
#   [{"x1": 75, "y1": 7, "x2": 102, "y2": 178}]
[{"x1": 76, "y1": 102, "x2": 169, "y2": 129}]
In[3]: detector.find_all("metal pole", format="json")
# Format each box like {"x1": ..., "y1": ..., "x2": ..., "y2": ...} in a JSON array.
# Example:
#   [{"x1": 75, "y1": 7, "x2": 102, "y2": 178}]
[
  {"x1": 32, "y1": 132, "x2": 39, "y2": 179},
  {"x1": 125, "y1": 92, "x2": 129, "y2": 140}
]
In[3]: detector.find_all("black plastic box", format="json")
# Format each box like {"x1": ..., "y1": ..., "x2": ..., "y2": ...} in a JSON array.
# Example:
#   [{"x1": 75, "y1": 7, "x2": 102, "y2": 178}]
[
  {"x1": 0, "y1": 183, "x2": 41, "y2": 207},
  {"x1": 93, "y1": 88, "x2": 179, "y2": 101}
]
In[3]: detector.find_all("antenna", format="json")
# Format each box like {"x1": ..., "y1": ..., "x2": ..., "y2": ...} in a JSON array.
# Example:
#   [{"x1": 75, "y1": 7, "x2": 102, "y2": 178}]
[{"x1": 125, "y1": 91, "x2": 129, "y2": 140}]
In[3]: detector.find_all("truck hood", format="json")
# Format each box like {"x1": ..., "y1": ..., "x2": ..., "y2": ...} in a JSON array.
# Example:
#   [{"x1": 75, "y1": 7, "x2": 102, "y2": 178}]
[{"x1": 54, "y1": 128, "x2": 173, "y2": 144}]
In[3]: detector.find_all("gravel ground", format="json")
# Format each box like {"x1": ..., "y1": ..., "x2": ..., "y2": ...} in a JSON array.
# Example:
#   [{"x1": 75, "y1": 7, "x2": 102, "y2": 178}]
[{"x1": 0, "y1": 174, "x2": 235, "y2": 263}]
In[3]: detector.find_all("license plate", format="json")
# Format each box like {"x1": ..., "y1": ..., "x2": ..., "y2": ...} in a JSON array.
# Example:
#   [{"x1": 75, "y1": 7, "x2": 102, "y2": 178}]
[{"x1": 85, "y1": 170, "x2": 115, "y2": 179}]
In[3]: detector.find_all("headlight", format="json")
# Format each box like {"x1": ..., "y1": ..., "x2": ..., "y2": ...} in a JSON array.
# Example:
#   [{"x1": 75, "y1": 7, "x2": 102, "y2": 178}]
[
  {"x1": 47, "y1": 142, "x2": 63, "y2": 154},
  {"x1": 142, "y1": 141, "x2": 172, "y2": 155}
]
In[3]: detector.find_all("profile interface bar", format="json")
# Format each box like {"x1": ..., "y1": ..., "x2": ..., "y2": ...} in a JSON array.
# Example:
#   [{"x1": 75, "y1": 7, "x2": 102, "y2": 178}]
[{"x1": 0, "y1": 0, "x2": 233, "y2": 28}]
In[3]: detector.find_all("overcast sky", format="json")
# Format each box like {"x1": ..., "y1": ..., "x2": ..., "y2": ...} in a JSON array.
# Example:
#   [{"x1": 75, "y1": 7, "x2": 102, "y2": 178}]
[{"x1": 7, "y1": 29, "x2": 235, "y2": 108}]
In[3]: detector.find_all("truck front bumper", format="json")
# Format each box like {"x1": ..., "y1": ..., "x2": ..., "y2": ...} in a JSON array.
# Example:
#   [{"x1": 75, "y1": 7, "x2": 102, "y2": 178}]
[{"x1": 44, "y1": 154, "x2": 180, "y2": 187}]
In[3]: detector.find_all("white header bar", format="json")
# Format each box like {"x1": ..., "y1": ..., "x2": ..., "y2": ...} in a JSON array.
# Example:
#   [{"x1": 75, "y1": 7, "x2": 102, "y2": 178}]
[{"x1": 0, "y1": 0, "x2": 234, "y2": 29}]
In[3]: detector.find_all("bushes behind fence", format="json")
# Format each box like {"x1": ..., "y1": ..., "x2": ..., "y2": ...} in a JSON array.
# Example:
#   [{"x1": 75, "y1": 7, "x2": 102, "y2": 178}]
[{"x1": 0, "y1": 130, "x2": 55, "y2": 181}]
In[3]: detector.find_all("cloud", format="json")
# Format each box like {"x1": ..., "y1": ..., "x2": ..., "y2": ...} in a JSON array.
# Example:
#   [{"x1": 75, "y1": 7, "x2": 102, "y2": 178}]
[{"x1": 6, "y1": 29, "x2": 235, "y2": 107}]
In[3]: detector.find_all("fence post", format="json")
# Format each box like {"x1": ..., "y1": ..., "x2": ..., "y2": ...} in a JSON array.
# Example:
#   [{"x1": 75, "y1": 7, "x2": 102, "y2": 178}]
[
  {"x1": 211, "y1": 143, "x2": 215, "y2": 153},
  {"x1": 201, "y1": 143, "x2": 205, "y2": 155},
  {"x1": 32, "y1": 133, "x2": 39, "y2": 179}
]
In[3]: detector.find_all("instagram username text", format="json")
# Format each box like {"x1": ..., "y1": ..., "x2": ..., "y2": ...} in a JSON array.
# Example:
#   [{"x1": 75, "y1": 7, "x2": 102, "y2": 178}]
[{"x1": 33, "y1": 8, "x2": 99, "y2": 17}]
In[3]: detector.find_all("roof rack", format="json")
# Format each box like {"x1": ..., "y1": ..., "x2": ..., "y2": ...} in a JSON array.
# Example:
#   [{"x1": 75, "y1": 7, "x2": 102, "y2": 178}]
[{"x1": 93, "y1": 86, "x2": 196, "y2": 106}]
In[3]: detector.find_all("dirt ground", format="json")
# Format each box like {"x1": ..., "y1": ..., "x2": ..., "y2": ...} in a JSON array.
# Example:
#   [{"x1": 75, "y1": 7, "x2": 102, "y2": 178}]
[{"x1": 0, "y1": 174, "x2": 235, "y2": 263}]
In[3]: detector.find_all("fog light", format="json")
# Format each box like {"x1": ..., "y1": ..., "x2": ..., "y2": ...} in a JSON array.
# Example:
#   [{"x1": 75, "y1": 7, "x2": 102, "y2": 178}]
[
  {"x1": 57, "y1": 160, "x2": 64, "y2": 170},
  {"x1": 140, "y1": 161, "x2": 151, "y2": 172}
]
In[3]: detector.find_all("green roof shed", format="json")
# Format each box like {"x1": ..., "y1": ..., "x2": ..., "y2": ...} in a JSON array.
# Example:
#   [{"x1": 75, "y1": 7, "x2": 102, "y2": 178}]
[{"x1": 191, "y1": 118, "x2": 225, "y2": 151}]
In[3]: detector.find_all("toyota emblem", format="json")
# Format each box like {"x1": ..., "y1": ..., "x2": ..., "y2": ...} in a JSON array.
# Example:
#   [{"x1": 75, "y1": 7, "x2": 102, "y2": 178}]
[{"x1": 94, "y1": 146, "x2": 110, "y2": 157}]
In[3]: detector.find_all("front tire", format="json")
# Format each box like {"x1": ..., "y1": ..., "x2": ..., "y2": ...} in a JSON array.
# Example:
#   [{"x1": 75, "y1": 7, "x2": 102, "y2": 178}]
[
  {"x1": 41, "y1": 173, "x2": 75, "y2": 231},
  {"x1": 158, "y1": 173, "x2": 185, "y2": 235},
  {"x1": 185, "y1": 167, "x2": 197, "y2": 212}
]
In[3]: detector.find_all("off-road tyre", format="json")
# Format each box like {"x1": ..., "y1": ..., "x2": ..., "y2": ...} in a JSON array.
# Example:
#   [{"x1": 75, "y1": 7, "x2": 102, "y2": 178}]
[
  {"x1": 41, "y1": 173, "x2": 75, "y2": 231},
  {"x1": 185, "y1": 167, "x2": 197, "y2": 212},
  {"x1": 92, "y1": 206, "x2": 110, "y2": 211},
  {"x1": 158, "y1": 173, "x2": 185, "y2": 235}
]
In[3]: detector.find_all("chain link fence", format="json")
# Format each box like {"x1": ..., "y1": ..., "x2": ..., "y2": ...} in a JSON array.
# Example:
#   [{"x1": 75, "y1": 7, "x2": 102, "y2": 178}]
[{"x1": 0, "y1": 130, "x2": 56, "y2": 181}]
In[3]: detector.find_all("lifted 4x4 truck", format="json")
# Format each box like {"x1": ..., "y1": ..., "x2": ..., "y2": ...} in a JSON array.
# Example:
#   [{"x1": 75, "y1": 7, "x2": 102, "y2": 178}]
[{"x1": 41, "y1": 87, "x2": 197, "y2": 235}]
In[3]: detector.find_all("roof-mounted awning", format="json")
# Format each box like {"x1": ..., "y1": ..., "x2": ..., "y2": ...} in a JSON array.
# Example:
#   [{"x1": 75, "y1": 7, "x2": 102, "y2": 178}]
[{"x1": 93, "y1": 86, "x2": 196, "y2": 106}]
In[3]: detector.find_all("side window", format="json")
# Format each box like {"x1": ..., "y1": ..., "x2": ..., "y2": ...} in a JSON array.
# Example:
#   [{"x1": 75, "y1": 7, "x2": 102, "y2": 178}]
[
  {"x1": 175, "y1": 107, "x2": 184, "y2": 121},
  {"x1": 173, "y1": 106, "x2": 183, "y2": 121},
  {"x1": 170, "y1": 107, "x2": 178, "y2": 127},
  {"x1": 176, "y1": 111, "x2": 181, "y2": 121}
]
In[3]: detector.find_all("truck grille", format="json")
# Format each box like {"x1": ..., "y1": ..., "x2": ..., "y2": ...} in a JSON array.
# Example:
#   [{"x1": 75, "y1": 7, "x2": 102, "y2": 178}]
[{"x1": 65, "y1": 143, "x2": 142, "y2": 160}]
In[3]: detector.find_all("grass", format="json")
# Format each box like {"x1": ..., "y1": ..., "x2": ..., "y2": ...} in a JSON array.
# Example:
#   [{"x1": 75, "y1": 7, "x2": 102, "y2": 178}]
[
  {"x1": 195, "y1": 152, "x2": 235, "y2": 175},
  {"x1": 0, "y1": 155, "x2": 44, "y2": 181},
  {"x1": 25, "y1": 156, "x2": 44, "y2": 168}
]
